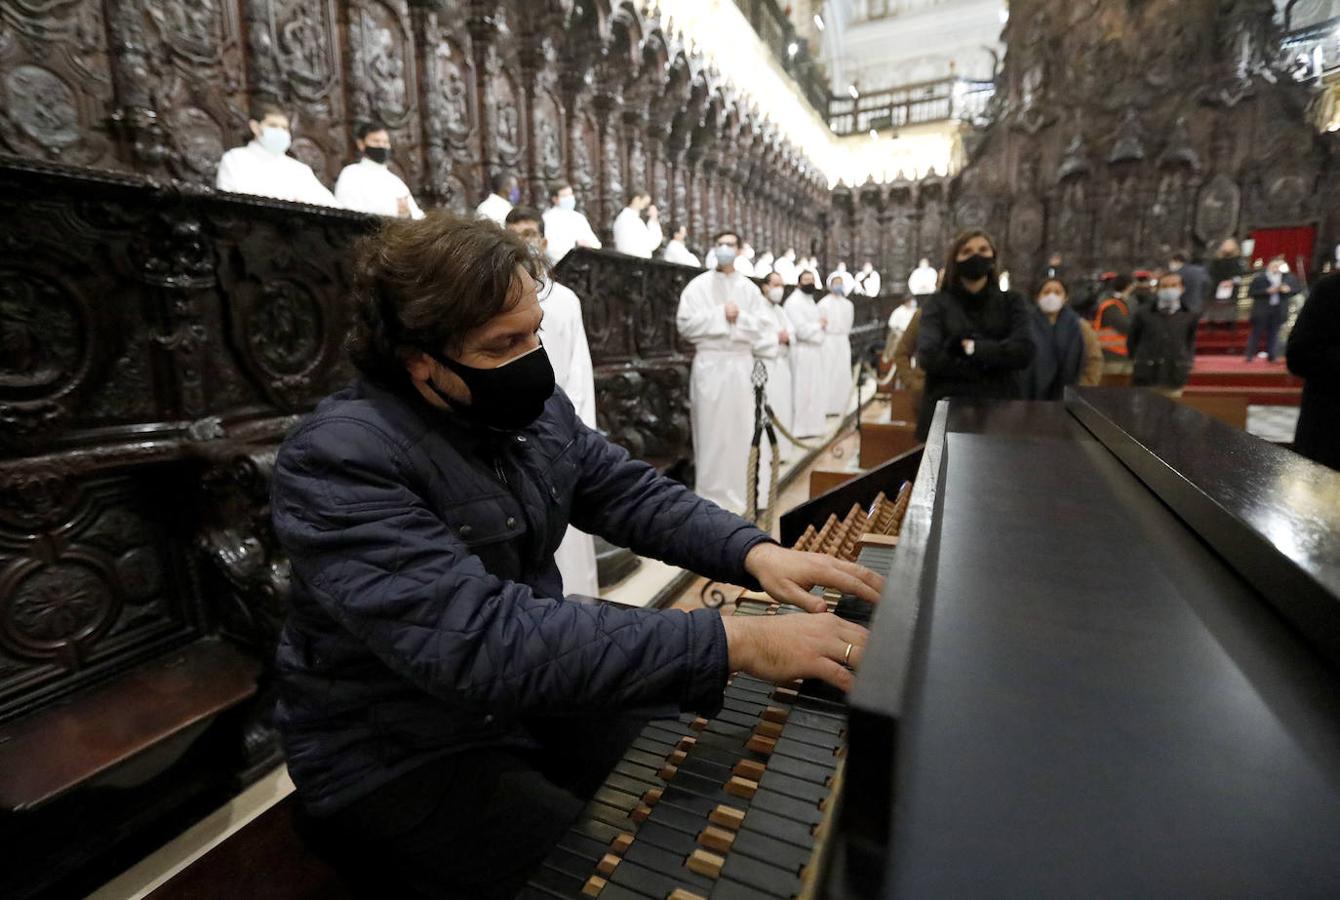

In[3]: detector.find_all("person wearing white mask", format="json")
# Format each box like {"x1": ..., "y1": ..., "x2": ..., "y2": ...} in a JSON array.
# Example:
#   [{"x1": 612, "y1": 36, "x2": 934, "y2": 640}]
[
  {"x1": 504, "y1": 207, "x2": 600, "y2": 595},
  {"x1": 784, "y1": 270, "x2": 828, "y2": 439},
  {"x1": 756, "y1": 272, "x2": 796, "y2": 471},
  {"x1": 663, "y1": 224, "x2": 701, "y2": 267},
  {"x1": 676, "y1": 230, "x2": 777, "y2": 513},
  {"x1": 774, "y1": 248, "x2": 799, "y2": 285},
  {"x1": 1018, "y1": 278, "x2": 1103, "y2": 400},
  {"x1": 334, "y1": 121, "x2": 424, "y2": 219},
  {"x1": 827, "y1": 260, "x2": 849, "y2": 287},
  {"x1": 543, "y1": 182, "x2": 603, "y2": 264},
  {"x1": 476, "y1": 172, "x2": 519, "y2": 225},
  {"x1": 1128, "y1": 271, "x2": 1198, "y2": 397},
  {"x1": 216, "y1": 103, "x2": 339, "y2": 207},
  {"x1": 613, "y1": 189, "x2": 663, "y2": 258},
  {"x1": 856, "y1": 261, "x2": 882, "y2": 298},
  {"x1": 908, "y1": 257, "x2": 939, "y2": 296},
  {"x1": 818, "y1": 273, "x2": 855, "y2": 416}
]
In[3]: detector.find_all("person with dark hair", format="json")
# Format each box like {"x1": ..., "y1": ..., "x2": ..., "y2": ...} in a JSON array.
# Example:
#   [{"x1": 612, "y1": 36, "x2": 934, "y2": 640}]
[
  {"x1": 274, "y1": 212, "x2": 883, "y2": 897},
  {"x1": 662, "y1": 222, "x2": 700, "y2": 267},
  {"x1": 1128, "y1": 271, "x2": 1198, "y2": 396},
  {"x1": 1092, "y1": 273, "x2": 1136, "y2": 366},
  {"x1": 756, "y1": 271, "x2": 796, "y2": 466},
  {"x1": 819, "y1": 272, "x2": 856, "y2": 416},
  {"x1": 1287, "y1": 271, "x2": 1340, "y2": 470},
  {"x1": 612, "y1": 188, "x2": 662, "y2": 258},
  {"x1": 542, "y1": 182, "x2": 601, "y2": 263},
  {"x1": 1207, "y1": 238, "x2": 1247, "y2": 329},
  {"x1": 1246, "y1": 256, "x2": 1302, "y2": 362},
  {"x1": 784, "y1": 268, "x2": 828, "y2": 438},
  {"x1": 914, "y1": 229, "x2": 1035, "y2": 438},
  {"x1": 1018, "y1": 278, "x2": 1103, "y2": 400},
  {"x1": 504, "y1": 206, "x2": 599, "y2": 594},
  {"x1": 215, "y1": 101, "x2": 338, "y2": 206},
  {"x1": 334, "y1": 121, "x2": 423, "y2": 219},
  {"x1": 676, "y1": 229, "x2": 777, "y2": 512},
  {"x1": 476, "y1": 171, "x2": 519, "y2": 224},
  {"x1": 1169, "y1": 250, "x2": 1209, "y2": 318}
]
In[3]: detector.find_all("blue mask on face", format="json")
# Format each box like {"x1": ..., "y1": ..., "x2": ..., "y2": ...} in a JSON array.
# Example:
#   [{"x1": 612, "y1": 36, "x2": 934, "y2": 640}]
[
  {"x1": 714, "y1": 245, "x2": 737, "y2": 268},
  {"x1": 508, "y1": 186, "x2": 521, "y2": 204},
  {"x1": 558, "y1": 195, "x2": 576, "y2": 211}
]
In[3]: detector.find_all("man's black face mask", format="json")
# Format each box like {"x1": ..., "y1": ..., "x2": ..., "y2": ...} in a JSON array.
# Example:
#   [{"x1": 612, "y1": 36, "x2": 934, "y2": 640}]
[{"x1": 422, "y1": 343, "x2": 556, "y2": 431}]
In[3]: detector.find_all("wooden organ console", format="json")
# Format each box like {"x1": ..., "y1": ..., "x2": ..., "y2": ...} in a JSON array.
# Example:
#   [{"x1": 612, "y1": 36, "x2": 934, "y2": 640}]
[{"x1": 527, "y1": 388, "x2": 1340, "y2": 899}]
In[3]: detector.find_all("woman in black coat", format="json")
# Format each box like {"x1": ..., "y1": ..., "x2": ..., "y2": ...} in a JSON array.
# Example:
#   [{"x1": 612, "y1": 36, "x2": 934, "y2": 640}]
[
  {"x1": 914, "y1": 229, "x2": 1036, "y2": 438},
  {"x1": 1287, "y1": 271, "x2": 1340, "y2": 470}
]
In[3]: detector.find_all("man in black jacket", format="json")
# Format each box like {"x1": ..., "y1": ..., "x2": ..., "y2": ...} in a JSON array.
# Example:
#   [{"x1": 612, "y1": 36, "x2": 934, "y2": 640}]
[
  {"x1": 1287, "y1": 272, "x2": 1340, "y2": 470},
  {"x1": 1246, "y1": 256, "x2": 1302, "y2": 362},
  {"x1": 1128, "y1": 272, "x2": 1198, "y2": 396},
  {"x1": 269, "y1": 212, "x2": 882, "y2": 897}
]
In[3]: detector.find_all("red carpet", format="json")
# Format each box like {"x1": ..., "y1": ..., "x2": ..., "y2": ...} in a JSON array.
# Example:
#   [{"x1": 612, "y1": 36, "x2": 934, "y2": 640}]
[{"x1": 1185, "y1": 355, "x2": 1302, "y2": 406}]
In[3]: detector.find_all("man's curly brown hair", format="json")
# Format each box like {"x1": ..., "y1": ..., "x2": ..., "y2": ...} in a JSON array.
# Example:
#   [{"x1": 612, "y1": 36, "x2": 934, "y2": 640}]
[{"x1": 346, "y1": 211, "x2": 547, "y2": 385}]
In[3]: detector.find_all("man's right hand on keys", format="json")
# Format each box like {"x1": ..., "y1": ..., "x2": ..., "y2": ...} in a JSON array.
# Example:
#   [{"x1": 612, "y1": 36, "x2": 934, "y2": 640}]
[{"x1": 720, "y1": 613, "x2": 869, "y2": 693}]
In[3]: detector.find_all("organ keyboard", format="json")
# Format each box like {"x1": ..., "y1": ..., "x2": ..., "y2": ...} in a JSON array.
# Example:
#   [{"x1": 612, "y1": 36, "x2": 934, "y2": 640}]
[
  {"x1": 523, "y1": 489, "x2": 912, "y2": 900},
  {"x1": 535, "y1": 388, "x2": 1340, "y2": 899}
]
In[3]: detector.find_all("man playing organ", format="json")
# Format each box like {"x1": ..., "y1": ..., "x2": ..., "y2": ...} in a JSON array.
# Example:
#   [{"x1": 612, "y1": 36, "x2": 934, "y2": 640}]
[{"x1": 268, "y1": 212, "x2": 882, "y2": 898}]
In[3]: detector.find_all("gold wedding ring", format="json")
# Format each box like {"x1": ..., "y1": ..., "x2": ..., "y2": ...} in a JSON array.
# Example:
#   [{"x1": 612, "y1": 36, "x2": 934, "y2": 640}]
[{"x1": 843, "y1": 642, "x2": 853, "y2": 667}]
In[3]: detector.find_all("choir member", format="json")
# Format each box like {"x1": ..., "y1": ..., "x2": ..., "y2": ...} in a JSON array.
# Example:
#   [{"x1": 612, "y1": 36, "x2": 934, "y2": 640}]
[
  {"x1": 476, "y1": 171, "x2": 518, "y2": 225},
  {"x1": 215, "y1": 102, "x2": 338, "y2": 207},
  {"x1": 908, "y1": 257, "x2": 939, "y2": 296},
  {"x1": 542, "y1": 182, "x2": 602, "y2": 264},
  {"x1": 675, "y1": 230, "x2": 777, "y2": 513},
  {"x1": 505, "y1": 207, "x2": 599, "y2": 596},
  {"x1": 662, "y1": 224, "x2": 701, "y2": 267},
  {"x1": 334, "y1": 121, "x2": 424, "y2": 219},
  {"x1": 818, "y1": 273, "x2": 856, "y2": 416},
  {"x1": 856, "y1": 261, "x2": 882, "y2": 297},
  {"x1": 269, "y1": 211, "x2": 882, "y2": 898},
  {"x1": 774, "y1": 247, "x2": 800, "y2": 285},
  {"x1": 756, "y1": 271, "x2": 796, "y2": 469},
  {"x1": 784, "y1": 270, "x2": 828, "y2": 439},
  {"x1": 612, "y1": 189, "x2": 663, "y2": 258}
]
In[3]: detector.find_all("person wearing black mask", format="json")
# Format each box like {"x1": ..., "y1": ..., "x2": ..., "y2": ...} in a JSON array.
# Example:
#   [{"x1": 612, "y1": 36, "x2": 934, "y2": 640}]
[
  {"x1": 914, "y1": 229, "x2": 1035, "y2": 438},
  {"x1": 334, "y1": 120, "x2": 424, "y2": 218},
  {"x1": 269, "y1": 212, "x2": 883, "y2": 897},
  {"x1": 783, "y1": 269, "x2": 829, "y2": 438}
]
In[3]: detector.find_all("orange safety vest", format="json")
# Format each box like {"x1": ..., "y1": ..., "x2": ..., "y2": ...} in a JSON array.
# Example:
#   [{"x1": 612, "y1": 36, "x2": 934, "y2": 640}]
[{"x1": 1093, "y1": 298, "x2": 1130, "y2": 357}]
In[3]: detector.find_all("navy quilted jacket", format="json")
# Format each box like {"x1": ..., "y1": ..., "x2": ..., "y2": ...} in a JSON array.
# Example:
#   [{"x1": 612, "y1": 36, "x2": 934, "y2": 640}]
[{"x1": 270, "y1": 377, "x2": 772, "y2": 814}]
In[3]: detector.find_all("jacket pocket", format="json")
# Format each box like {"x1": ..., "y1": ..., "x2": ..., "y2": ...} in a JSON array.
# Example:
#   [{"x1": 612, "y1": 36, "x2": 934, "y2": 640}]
[{"x1": 438, "y1": 494, "x2": 526, "y2": 547}]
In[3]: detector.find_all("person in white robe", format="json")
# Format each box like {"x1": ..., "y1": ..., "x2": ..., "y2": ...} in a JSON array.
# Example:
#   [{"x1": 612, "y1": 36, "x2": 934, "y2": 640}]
[
  {"x1": 334, "y1": 121, "x2": 425, "y2": 219},
  {"x1": 774, "y1": 248, "x2": 799, "y2": 285},
  {"x1": 612, "y1": 190, "x2": 663, "y2": 258},
  {"x1": 908, "y1": 257, "x2": 939, "y2": 296},
  {"x1": 818, "y1": 273, "x2": 855, "y2": 416},
  {"x1": 662, "y1": 224, "x2": 701, "y2": 267},
  {"x1": 734, "y1": 244, "x2": 757, "y2": 278},
  {"x1": 543, "y1": 182, "x2": 603, "y2": 264},
  {"x1": 826, "y1": 261, "x2": 849, "y2": 287},
  {"x1": 855, "y1": 261, "x2": 882, "y2": 297},
  {"x1": 216, "y1": 103, "x2": 339, "y2": 207},
  {"x1": 676, "y1": 232, "x2": 777, "y2": 514},
  {"x1": 783, "y1": 270, "x2": 828, "y2": 439},
  {"x1": 756, "y1": 273, "x2": 796, "y2": 484},
  {"x1": 505, "y1": 207, "x2": 600, "y2": 595},
  {"x1": 476, "y1": 172, "x2": 518, "y2": 224},
  {"x1": 755, "y1": 251, "x2": 775, "y2": 279}
]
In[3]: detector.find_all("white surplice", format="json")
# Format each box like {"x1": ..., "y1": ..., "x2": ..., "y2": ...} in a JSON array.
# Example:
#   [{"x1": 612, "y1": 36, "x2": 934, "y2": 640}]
[
  {"x1": 817, "y1": 292, "x2": 855, "y2": 415},
  {"x1": 612, "y1": 207, "x2": 663, "y2": 258},
  {"x1": 216, "y1": 141, "x2": 339, "y2": 207},
  {"x1": 755, "y1": 298, "x2": 796, "y2": 506},
  {"x1": 663, "y1": 240, "x2": 701, "y2": 267},
  {"x1": 676, "y1": 269, "x2": 777, "y2": 513},
  {"x1": 543, "y1": 206, "x2": 603, "y2": 264},
  {"x1": 475, "y1": 192, "x2": 512, "y2": 225},
  {"x1": 783, "y1": 289, "x2": 827, "y2": 438},
  {"x1": 334, "y1": 158, "x2": 425, "y2": 219},
  {"x1": 539, "y1": 279, "x2": 599, "y2": 597}
]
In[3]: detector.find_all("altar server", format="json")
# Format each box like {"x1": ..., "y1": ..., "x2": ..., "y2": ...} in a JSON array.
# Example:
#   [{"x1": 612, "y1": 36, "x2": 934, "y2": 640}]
[
  {"x1": 334, "y1": 121, "x2": 424, "y2": 219},
  {"x1": 856, "y1": 261, "x2": 882, "y2": 297},
  {"x1": 774, "y1": 248, "x2": 800, "y2": 285},
  {"x1": 216, "y1": 103, "x2": 338, "y2": 207},
  {"x1": 543, "y1": 182, "x2": 603, "y2": 264},
  {"x1": 756, "y1": 272, "x2": 796, "y2": 469},
  {"x1": 818, "y1": 273, "x2": 855, "y2": 416},
  {"x1": 612, "y1": 189, "x2": 662, "y2": 258},
  {"x1": 908, "y1": 257, "x2": 939, "y2": 296},
  {"x1": 784, "y1": 270, "x2": 828, "y2": 439},
  {"x1": 663, "y1": 224, "x2": 701, "y2": 267},
  {"x1": 476, "y1": 172, "x2": 518, "y2": 225},
  {"x1": 505, "y1": 207, "x2": 599, "y2": 595},
  {"x1": 676, "y1": 231, "x2": 777, "y2": 513}
]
